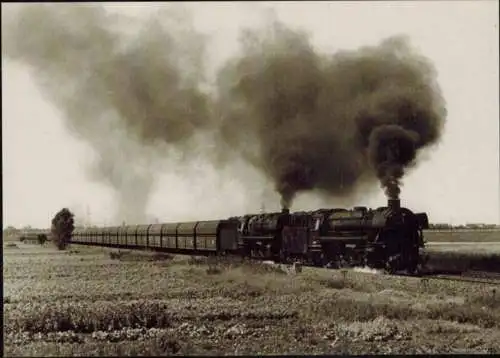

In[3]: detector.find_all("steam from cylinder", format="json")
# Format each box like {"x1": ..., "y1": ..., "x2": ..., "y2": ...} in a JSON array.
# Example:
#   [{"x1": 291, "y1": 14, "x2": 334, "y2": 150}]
[{"x1": 2, "y1": 5, "x2": 446, "y2": 217}]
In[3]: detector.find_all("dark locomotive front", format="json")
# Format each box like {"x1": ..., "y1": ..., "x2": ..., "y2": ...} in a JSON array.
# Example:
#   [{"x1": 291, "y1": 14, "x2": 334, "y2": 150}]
[{"x1": 365, "y1": 199, "x2": 428, "y2": 273}]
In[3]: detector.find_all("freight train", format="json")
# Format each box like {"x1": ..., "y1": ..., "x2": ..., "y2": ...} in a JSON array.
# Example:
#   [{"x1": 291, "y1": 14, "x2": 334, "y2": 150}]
[{"x1": 70, "y1": 199, "x2": 429, "y2": 274}]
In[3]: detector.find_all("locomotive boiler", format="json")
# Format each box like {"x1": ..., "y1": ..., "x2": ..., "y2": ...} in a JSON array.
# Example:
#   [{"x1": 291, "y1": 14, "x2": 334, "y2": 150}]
[{"x1": 309, "y1": 199, "x2": 429, "y2": 273}]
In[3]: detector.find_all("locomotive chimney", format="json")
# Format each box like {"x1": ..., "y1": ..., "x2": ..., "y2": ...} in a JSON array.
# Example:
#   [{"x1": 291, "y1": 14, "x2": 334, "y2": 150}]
[{"x1": 388, "y1": 198, "x2": 400, "y2": 211}]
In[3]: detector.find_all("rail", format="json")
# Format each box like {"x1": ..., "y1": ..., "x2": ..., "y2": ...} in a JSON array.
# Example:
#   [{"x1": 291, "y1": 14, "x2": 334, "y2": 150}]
[
  {"x1": 425, "y1": 229, "x2": 500, "y2": 233},
  {"x1": 299, "y1": 261, "x2": 500, "y2": 286},
  {"x1": 425, "y1": 273, "x2": 500, "y2": 286}
]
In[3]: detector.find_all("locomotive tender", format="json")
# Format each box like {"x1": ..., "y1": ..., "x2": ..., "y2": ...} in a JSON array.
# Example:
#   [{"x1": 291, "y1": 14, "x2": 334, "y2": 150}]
[{"x1": 70, "y1": 199, "x2": 429, "y2": 274}]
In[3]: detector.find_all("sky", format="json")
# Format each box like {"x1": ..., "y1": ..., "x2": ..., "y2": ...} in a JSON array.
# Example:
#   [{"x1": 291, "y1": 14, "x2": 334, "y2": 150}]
[{"x1": 2, "y1": 1, "x2": 499, "y2": 228}]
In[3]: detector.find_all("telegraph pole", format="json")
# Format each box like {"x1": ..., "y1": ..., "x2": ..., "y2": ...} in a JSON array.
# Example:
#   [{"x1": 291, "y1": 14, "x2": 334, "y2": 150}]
[{"x1": 86, "y1": 205, "x2": 91, "y2": 228}]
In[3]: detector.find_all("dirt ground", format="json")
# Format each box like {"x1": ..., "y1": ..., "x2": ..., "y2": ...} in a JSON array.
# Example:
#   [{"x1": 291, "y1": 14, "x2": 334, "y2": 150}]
[{"x1": 3, "y1": 242, "x2": 500, "y2": 356}]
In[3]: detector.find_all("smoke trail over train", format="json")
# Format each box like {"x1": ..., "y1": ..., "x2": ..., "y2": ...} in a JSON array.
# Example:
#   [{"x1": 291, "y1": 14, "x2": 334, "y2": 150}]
[
  {"x1": 2, "y1": 4, "x2": 212, "y2": 223},
  {"x1": 3, "y1": 4, "x2": 446, "y2": 216}
]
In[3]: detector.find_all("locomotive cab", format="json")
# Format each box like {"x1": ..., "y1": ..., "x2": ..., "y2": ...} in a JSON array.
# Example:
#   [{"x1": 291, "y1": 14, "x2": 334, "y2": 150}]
[
  {"x1": 238, "y1": 208, "x2": 313, "y2": 263},
  {"x1": 239, "y1": 211, "x2": 285, "y2": 259}
]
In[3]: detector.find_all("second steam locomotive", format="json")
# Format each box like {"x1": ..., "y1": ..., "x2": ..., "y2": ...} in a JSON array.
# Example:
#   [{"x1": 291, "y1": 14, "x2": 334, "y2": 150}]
[{"x1": 71, "y1": 198, "x2": 429, "y2": 274}]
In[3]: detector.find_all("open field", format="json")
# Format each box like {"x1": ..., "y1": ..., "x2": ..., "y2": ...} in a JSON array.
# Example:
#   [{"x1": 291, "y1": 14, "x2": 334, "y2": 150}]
[
  {"x1": 424, "y1": 229, "x2": 500, "y2": 243},
  {"x1": 3, "y1": 243, "x2": 500, "y2": 356},
  {"x1": 422, "y1": 230, "x2": 500, "y2": 273},
  {"x1": 426, "y1": 242, "x2": 500, "y2": 254},
  {"x1": 424, "y1": 249, "x2": 500, "y2": 274}
]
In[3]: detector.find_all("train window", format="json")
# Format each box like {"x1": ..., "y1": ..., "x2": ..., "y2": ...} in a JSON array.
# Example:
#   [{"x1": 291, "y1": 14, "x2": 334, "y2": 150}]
[{"x1": 314, "y1": 219, "x2": 320, "y2": 231}]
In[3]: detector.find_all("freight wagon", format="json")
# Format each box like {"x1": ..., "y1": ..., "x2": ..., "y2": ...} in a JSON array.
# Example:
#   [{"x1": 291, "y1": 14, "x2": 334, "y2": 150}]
[{"x1": 71, "y1": 220, "x2": 240, "y2": 256}]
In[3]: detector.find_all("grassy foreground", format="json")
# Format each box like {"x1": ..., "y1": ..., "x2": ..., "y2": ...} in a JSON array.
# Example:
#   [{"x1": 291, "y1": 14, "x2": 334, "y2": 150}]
[{"x1": 3, "y1": 243, "x2": 500, "y2": 356}]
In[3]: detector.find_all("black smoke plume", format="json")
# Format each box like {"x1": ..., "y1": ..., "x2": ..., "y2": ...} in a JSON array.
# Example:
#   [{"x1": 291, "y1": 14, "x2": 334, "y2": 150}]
[
  {"x1": 216, "y1": 22, "x2": 446, "y2": 208},
  {"x1": 2, "y1": 4, "x2": 211, "y2": 223}
]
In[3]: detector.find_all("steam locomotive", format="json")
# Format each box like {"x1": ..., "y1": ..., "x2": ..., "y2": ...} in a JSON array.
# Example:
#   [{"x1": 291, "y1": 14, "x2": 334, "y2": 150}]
[{"x1": 70, "y1": 199, "x2": 429, "y2": 274}]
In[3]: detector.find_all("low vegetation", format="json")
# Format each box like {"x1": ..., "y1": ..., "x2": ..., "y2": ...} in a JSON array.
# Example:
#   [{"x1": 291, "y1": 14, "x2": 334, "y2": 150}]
[
  {"x1": 108, "y1": 250, "x2": 174, "y2": 262},
  {"x1": 4, "y1": 244, "x2": 500, "y2": 356}
]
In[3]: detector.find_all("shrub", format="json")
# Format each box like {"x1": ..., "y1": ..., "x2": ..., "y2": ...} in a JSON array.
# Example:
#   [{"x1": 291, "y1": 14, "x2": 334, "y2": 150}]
[
  {"x1": 38, "y1": 234, "x2": 48, "y2": 246},
  {"x1": 109, "y1": 251, "x2": 123, "y2": 260},
  {"x1": 188, "y1": 256, "x2": 208, "y2": 266},
  {"x1": 206, "y1": 264, "x2": 222, "y2": 275}
]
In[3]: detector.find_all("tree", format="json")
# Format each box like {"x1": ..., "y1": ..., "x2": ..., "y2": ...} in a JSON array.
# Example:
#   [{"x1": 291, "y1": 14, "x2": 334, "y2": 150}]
[{"x1": 51, "y1": 208, "x2": 75, "y2": 250}]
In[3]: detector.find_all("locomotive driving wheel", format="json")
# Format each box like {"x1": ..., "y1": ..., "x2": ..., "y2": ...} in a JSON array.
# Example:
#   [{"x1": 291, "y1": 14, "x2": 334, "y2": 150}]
[
  {"x1": 384, "y1": 262, "x2": 396, "y2": 275},
  {"x1": 362, "y1": 252, "x2": 371, "y2": 268},
  {"x1": 409, "y1": 262, "x2": 423, "y2": 277},
  {"x1": 310, "y1": 252, "x2": 324, "y2": 267},
  {"x1": 384, "y1": 255, "x2": 398, "y2": 275},
  {"x1": 405, "y1": 246, "x2": 423, "y2": 276}
]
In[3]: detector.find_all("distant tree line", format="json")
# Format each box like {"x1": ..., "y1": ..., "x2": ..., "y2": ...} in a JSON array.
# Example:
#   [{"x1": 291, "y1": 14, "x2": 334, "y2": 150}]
[{"x1": 428, "y1": 223, "x2": 500, "y2": 230}]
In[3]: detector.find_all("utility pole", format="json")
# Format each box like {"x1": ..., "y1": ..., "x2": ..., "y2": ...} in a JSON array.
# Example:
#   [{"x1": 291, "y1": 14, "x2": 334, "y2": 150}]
[{"x1": 86, "y1": 205, "x2": 91, "y2": 228}]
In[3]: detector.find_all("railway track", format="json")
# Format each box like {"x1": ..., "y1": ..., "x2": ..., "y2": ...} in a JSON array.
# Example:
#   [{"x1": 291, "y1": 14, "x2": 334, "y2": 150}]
[
  {"x1": 290, "y1": 260, "x2": 500, "y2": 286},
  {"x1": 467, "y1": 270, "x2": 500, "y2": 279},
  {"x1": 425, "y1": 273, "x2": 500, "y2": 286},
  {"x1": 353, "y1": 268, "x2": 500, "y2": 286},
  {"x1": 379, "y1": 269, "x2": 500, "y2": 286}
]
